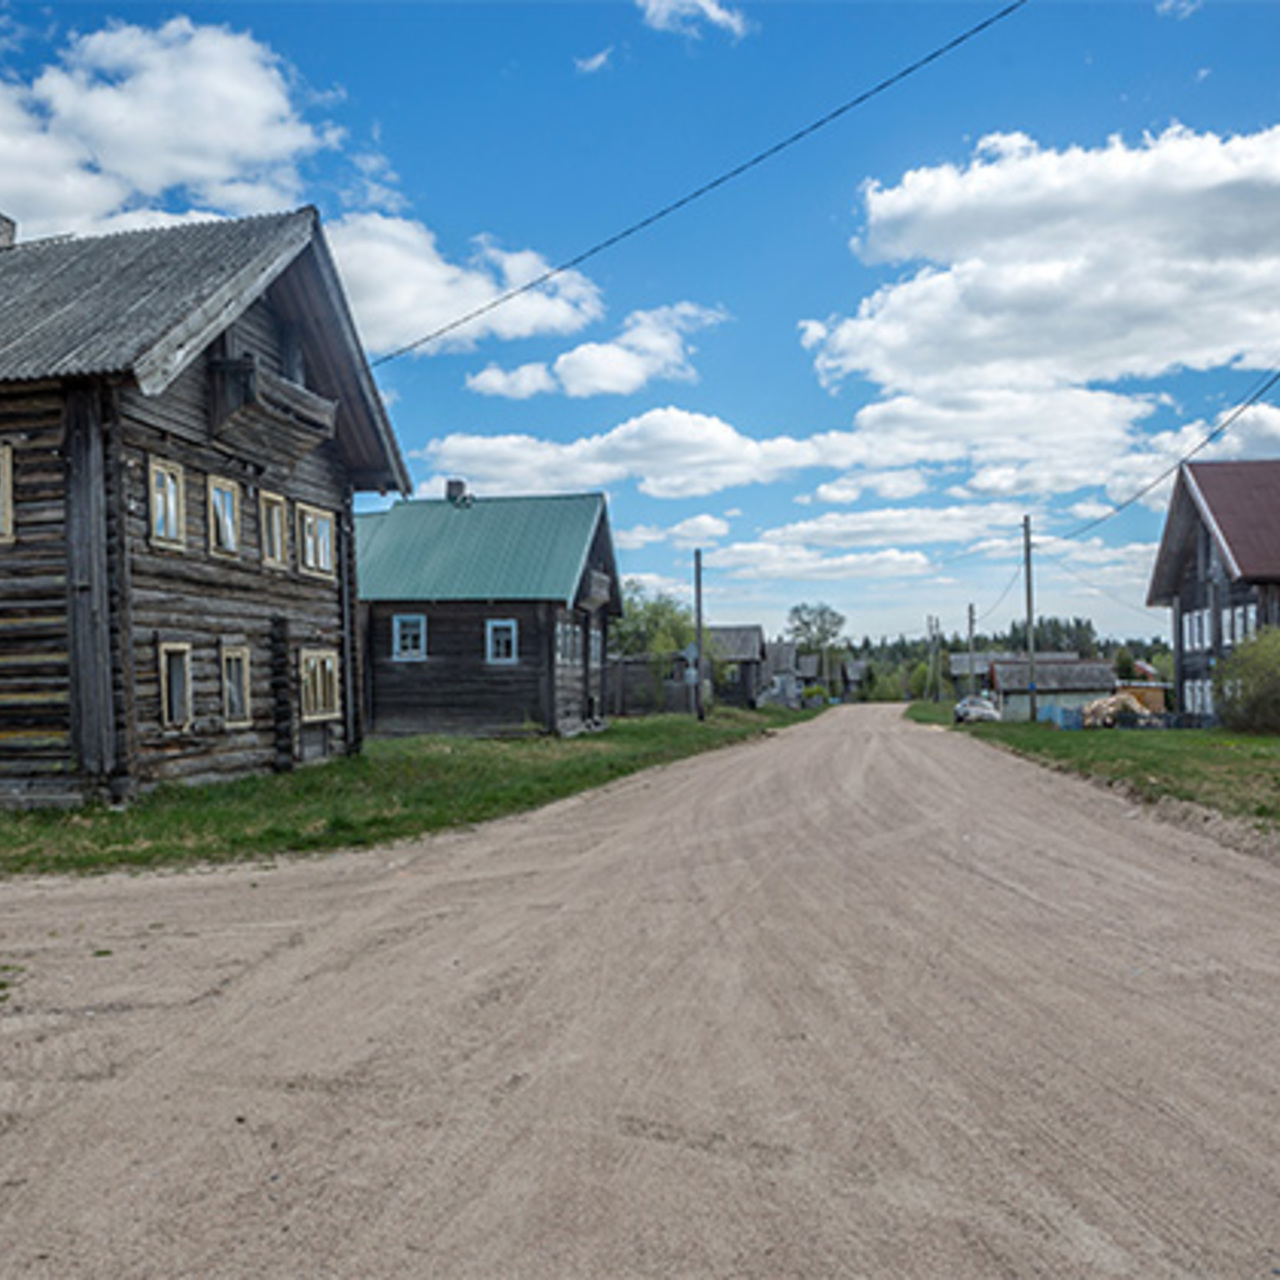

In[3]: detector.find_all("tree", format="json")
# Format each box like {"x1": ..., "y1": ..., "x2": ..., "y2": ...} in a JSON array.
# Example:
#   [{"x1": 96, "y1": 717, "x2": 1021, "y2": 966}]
[
  {"x1": 1213, "y1": 629, "x2": 1280, "y2": 733},
  {"x1": 611, "y1": 580, "x2": 696, "y2": 657},
  {"x1": 786, "y1": 602, "x2": 846, "y2": 652},
  {"x1": 1113, "y1": 646, "x2": 1136, "y2": 682}
]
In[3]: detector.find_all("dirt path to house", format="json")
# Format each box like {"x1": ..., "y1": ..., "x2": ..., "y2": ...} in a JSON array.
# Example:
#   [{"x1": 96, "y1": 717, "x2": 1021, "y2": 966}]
[{"x1": 2, "y1": 704, "x2": 1279, "y2": 1278}]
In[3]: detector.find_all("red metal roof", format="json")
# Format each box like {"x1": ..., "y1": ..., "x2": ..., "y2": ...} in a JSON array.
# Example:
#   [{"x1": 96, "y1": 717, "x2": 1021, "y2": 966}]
[{"x1": 1185, "y1": 460, "x2": 1280, "y2": 581}]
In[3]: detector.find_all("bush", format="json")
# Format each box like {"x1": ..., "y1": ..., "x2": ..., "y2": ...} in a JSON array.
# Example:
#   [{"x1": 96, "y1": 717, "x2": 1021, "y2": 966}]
[{"x1": 1213, "y1": 628, "x2": 1280, "y2": 733}]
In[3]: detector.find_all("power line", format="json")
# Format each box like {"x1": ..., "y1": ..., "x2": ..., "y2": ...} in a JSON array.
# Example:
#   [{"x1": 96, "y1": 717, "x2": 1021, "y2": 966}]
[
  {"x1": 1034, "y1": 547, "x2": 1163, "y2": 623},
  {"x1": 977, "y1": 561, "x2": 1023, "y2": 624},
  {"x1": 1052, "y1": 364, "x2": 1280, "y2": 545},
  {"x1": 370, "y1": 0, "x2": 1032, "y2": 367}
]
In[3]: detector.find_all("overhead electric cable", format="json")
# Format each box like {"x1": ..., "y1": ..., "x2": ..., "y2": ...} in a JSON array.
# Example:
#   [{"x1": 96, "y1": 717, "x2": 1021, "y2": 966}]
[
  {"x1": 1052, "y1": 365, "x2": 1280, "y2": 545},
  {"x1": 1034, "y1": 548, "x2": 1163, "y2": 622},
  {"x1": 977, "y1": 562, "x2": 1023, "y2": 623},
  {"x1": 370, "y1": 0, "x2": 1032, "y2": 367}
]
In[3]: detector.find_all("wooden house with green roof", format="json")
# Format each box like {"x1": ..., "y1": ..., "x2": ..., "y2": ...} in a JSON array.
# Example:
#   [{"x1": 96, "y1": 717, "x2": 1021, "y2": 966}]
[
  {"x1": 0, "y1": 206, "x2": 408, "y2": 806},
  {"x1": 355, "y1": 484, "x2": 622, "y2": 736}
]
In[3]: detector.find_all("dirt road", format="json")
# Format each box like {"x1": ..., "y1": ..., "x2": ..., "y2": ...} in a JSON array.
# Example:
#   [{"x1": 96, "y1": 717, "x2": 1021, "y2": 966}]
[{"x1": 2, "y1": 705, "x2": 1279, "y2": 1278}]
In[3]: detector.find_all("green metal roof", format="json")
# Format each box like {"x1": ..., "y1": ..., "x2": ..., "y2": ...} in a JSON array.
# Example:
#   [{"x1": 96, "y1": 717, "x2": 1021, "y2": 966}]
[{"x1": 355, "y1": 493, "x2": 620, "y2": 609}]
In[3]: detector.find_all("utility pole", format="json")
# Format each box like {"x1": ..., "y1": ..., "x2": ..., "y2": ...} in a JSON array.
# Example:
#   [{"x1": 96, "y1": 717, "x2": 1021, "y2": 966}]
[
  {"x1": 968, "y1": 603, "x2": 976, "y2": 698},
  {"x1": 1023, "y1": 515, "x2": 1037, "y2": 724},
  {"x1": 694, "y1": 549, "x2": 705, "y2": 721}
]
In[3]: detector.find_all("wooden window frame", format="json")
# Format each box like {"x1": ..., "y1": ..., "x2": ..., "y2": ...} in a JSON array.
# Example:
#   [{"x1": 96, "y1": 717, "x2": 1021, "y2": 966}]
[
  {"x1": 208, "y1": 475, "x2": 241, "y2": 558},
  {"x1": 260, "y1": 491, "x2": 288, "y2": 569},
  {"x1": 221, "y1": 645, "x2": 252, "y2": 728},
  {"x1": 159, "y1": 642, "x2": 193, "y2": 729},
  {"x1": 300, "y1": 648, "x2": 341, "y2": 722},
  {"x1": 486, "y1": 618, "x2": 518, "y2": 666},
  {"x1": 149, "y1": 457, "x2": 186, "y2": 549},
  {"x1": 392, "y1": 614, "x2": 427, "y2": 662},
  {"x1": 0, "y1": 444, "x2": 12, "y2": 544},
  {"x1": 297, "y1": 503, "x2": 335, "y2": 578}
]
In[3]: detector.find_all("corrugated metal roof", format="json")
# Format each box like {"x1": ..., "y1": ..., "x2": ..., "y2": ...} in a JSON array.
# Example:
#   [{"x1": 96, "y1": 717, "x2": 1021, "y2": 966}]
[
  {"x1": 1186, "y1": 460, "x2": 1280, "y2": 581},
  {"x1": 1148, "y1": 459, "x2": 1280, "y2": 604},
  {"x1": 0, "y1": 210, "x2": 313, "y2": 385},
  {"x1": 356, "y1": 494, "x2": 617, "y2": 606}
]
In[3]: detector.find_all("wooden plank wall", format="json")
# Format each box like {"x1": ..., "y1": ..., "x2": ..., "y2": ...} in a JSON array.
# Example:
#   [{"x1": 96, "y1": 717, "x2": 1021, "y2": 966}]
[
  {"x1": 0, "y1": 381, "x2": 76, "y2": 800},
  {"x1": 115, "y1": 295, "x2": 355, "y2": 789},
  {"x1": 367, "y1": 601, "x2": 549, "y2": 736}
]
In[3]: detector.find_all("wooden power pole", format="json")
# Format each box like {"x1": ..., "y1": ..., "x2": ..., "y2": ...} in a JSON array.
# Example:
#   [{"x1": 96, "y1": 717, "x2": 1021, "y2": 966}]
[
  {"x1": 1023, "y1": 515, "x2": 1037, "y2": 724},
  {"x1": 694, "y1": 549, "x2": 705, "y2": 721}
]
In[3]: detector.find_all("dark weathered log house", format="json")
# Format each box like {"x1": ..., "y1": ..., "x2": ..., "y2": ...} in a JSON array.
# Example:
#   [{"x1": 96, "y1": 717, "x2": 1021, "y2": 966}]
[
  {"x1": 0, "y1": 208, "x2": 409, "y2": 805},
  {"x1": 1148, "y1": 460, "x2": 1280, "y2": 718},
  {"x1": 356, "y1": 487, "x2": 623, "y2": 736}
]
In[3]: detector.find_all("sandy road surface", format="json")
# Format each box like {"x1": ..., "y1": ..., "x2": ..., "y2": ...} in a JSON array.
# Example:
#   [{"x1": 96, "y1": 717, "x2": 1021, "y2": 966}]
[{"x1": 2, "y1": 705, "x2": 1279, "y2": 1279}]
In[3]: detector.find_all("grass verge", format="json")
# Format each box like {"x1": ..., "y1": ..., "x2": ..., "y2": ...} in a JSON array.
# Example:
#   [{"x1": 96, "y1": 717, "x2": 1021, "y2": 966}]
[
  {"x1": 910, "y1": 701, "x2": 1280, "y2": 830},
  {"x1": 0, "y1": 706, "x2": 818, "y2": 879}
]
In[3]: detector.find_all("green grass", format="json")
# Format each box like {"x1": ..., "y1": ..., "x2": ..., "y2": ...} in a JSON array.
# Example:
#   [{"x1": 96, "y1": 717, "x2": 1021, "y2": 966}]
[
  {"x1": 923, "y1": 704, "x2": 1280, "y2": 829},
  {"x1": 0, "y1": 706, "x2": 818, "y2": 878}
]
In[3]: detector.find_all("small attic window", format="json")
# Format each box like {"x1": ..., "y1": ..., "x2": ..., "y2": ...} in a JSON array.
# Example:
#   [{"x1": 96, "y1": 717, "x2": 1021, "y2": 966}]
[{"x1": 280, "y1": 321, "x2": 305, "y2": 386}]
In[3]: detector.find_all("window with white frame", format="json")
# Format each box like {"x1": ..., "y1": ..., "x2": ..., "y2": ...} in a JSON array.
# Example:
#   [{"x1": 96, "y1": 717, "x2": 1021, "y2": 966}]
[
  {"x1": 222, "y1": 646, "x2": 251, "y2": 727},
  {"x1": 159, "y1": 643, "x2": 192, "y2": 728},
  {"x1": 300, "y1": 648, "x2": 341, "y2": 721},
  {"x1": 486, "y1": 619, "x2": 518, "y2": 665},
  {"x1": 149, "y1": 458, "x2": 185, "y2": 548},
  {"x1": 260, "y1": 492, "x2": 287, "y2": 568},
  {"x1": 0, "y1": 444, "x2": 12, "y2": 543},
  {"x1": 297, "y1": 504, "x2": 335, "y2": 576},
  {"x1": 208, "y1": 476, "x2": 240, "y2": 556},
  {"x1": 392, "y1": 615, "x2": 427, "y2": 661}
]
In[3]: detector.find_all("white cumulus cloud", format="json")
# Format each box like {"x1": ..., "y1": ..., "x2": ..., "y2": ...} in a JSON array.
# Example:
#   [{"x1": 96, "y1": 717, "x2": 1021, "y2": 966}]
[
  {"x1": 636, "y1": 0, "x2": 749, "y2": 39},
  {"x1": 467, "y1": 303, "x2": 727, "y2": 399},
  {"x1": 329, "y1": 214, "x2": 604, "y2": 356}
]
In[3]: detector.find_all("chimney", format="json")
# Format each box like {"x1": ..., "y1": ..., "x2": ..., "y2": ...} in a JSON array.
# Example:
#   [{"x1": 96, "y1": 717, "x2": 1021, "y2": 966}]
[
  {"x1": 0, "y1": 215, "x2": 14, "y2": 249},
  {"x1": 445, "y1": 478, "x2": 467, "y2": 504}
]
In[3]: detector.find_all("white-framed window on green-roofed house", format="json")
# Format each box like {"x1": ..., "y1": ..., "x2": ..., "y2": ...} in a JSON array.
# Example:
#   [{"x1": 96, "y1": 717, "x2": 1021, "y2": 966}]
[{"x1": 392, "y1": 615, "x2": 427, "y2": 661}]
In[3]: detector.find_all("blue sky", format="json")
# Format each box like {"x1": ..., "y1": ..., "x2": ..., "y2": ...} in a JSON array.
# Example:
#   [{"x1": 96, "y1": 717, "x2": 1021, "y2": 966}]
[{"x1": 4, "y1": 0, "x2": 1280, "y2": 643}]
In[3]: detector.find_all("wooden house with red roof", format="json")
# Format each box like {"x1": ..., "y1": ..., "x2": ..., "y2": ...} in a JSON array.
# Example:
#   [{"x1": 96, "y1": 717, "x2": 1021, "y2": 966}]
[{"x1": 1147, "y1": 460, "x2": 1280, "y2": 717}]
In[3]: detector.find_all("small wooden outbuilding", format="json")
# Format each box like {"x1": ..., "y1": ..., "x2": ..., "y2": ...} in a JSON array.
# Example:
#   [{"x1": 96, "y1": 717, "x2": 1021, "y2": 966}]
[
  {"x1": 0, "y1": 208, "x2": 409, "y2": 805},
  {"x1": 356, "y1": 487, "x2": 622, "y2": 736}
]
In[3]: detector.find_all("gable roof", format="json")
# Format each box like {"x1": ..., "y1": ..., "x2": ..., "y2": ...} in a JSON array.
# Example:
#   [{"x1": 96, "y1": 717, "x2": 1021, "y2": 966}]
[
  {"x1": 355, "y1": 493, "x2": 622, "y2": 612},
  {"x1": 1148, "y1": 460, "x2": 1280, "y2": 605},
  {"x1": 707, "y1": 625, "x2": 766, "y2": 663},
  {"x1": 0, "y1": 207, "x2": 408, "y2": 493}
]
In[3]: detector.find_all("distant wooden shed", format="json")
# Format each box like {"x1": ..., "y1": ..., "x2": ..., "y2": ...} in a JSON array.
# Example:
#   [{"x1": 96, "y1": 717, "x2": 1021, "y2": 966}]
[{"x1": 990, "y1": 658, "x2": 1116, "y2": 723}]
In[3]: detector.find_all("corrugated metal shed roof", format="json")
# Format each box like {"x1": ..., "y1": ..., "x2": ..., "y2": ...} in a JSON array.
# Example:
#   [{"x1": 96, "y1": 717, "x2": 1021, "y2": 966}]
[
  {"x1": 991, "y1": 659, "x2": 1115, "y2": 695},
  {"x1": 356, "y1": 493, "x2": 620, "y2": 609},
  {"x1": 0, "y1": 210, "x2": 311, "y2": 385}
]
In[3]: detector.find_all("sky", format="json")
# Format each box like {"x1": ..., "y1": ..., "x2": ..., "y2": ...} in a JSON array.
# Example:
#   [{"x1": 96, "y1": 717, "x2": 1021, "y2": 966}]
[{"x1": 4, "y1": 0, "x2": 1280, "y2": 645}]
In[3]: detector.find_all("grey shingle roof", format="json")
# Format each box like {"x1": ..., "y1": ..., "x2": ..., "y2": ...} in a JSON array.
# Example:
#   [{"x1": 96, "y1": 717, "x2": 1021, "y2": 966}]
[
  {"x1": 0, "y1": 210, "x2": 312, "y2": 388},
  {"x1": 0, "y1": 208, "x2": 408, "y2": 493},
  {"x1": 355, "y1": 494, "x2": 621, "y2": 611}
]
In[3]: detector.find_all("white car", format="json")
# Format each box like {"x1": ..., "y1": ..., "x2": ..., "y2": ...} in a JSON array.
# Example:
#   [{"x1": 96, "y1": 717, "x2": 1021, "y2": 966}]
[{"x1": 954, "y1": 695, "x2": 1001, "y2": 724}]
